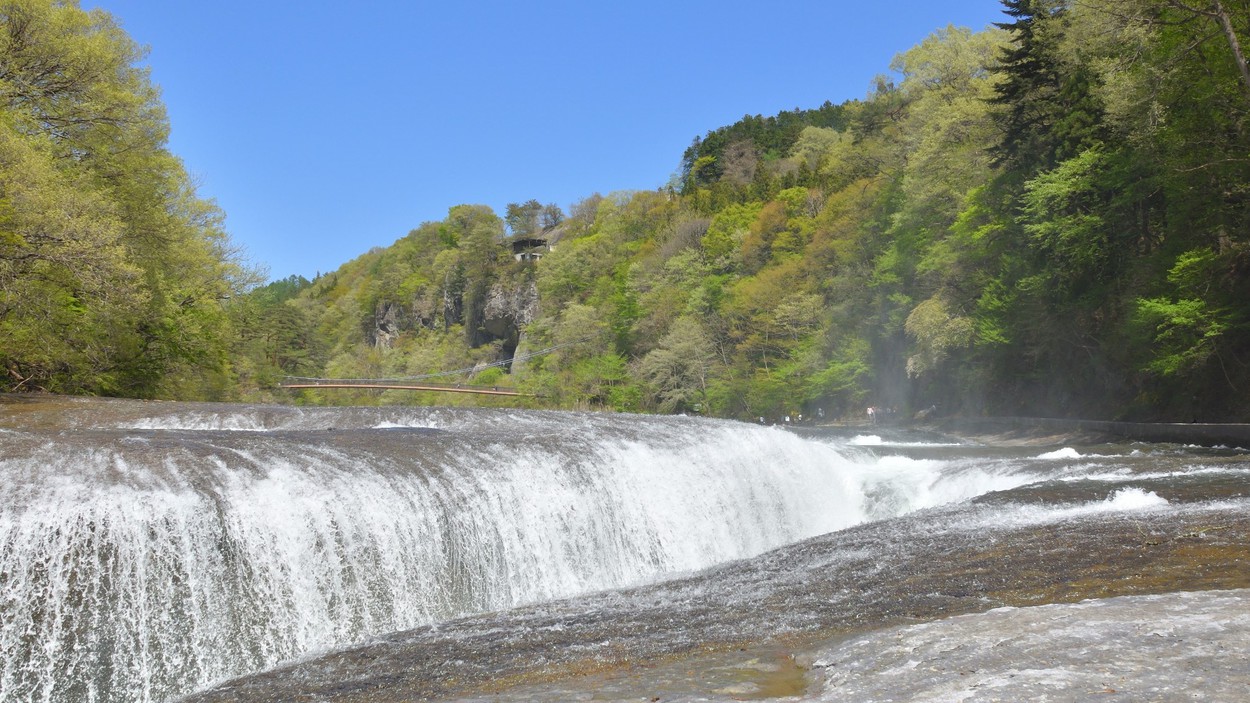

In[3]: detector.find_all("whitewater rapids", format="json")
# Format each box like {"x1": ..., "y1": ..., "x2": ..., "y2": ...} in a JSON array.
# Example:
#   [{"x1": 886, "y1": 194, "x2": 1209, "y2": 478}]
[{"x1": 1, "y1": 396, "x2": 1247, "y2": 702}]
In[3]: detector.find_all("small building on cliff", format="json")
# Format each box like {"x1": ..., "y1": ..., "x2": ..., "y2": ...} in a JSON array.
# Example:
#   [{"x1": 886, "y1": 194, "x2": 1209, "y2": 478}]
[{"x1": 510, "y1": 237, "x2": 548, "y2": 262}]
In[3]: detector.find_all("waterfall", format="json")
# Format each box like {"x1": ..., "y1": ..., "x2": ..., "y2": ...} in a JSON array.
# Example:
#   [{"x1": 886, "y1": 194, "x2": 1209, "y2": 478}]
[{"x1": 1, "y1": 403, "x2": 892, "y2": 703}]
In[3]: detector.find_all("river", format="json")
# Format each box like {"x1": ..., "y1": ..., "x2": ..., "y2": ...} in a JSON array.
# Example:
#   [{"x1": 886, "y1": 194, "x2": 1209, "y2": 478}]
[{"x1": 1, "y1": 395, "x2": 1247, "y2": 702}]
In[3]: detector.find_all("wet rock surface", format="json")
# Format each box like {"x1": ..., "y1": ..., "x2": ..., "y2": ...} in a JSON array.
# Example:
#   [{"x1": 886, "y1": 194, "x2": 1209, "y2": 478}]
[
  {"x1": 7, "y1": 395, "x2": 1248, "y2": 702},
  {"x1": 808, "y1": 588, "x2": 1250, "y2": 703},
  {"x1": 186, "y1": 499, "x2": 1250, "y2": 702}
]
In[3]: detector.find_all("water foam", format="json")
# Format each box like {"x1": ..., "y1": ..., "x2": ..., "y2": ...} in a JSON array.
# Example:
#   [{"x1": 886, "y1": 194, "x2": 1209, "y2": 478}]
[
  {"x1": 847, "y1": 434, "x2": 963, "y2": 448},
  {"x1": 0, "y1": 406, "x2": 1211, "y2": 703},
  {"x1": 1102, "y1": 486, "x2": 1169, "y2": 510},
  {"x1": 0, "y1": 415, "x2": 869, "y2": 703},
  {"x1": 1038, "y1": 447, "x2": 1082, "y2": 459}
]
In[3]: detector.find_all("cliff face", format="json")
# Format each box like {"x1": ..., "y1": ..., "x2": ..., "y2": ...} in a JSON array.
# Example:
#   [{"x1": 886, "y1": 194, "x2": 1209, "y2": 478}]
[
  {"x1": 371, "y1": 301, "x2": 403, "y2": 349},
  {"x1": 482, "y1": 278, "x2": 538, "y2": 339},
  {"x1": 471, "y1": 277, "x2": 537, "y2": 366},
  {"x1": 364, "y1": 260, "x2": 537, "y2": 367}
]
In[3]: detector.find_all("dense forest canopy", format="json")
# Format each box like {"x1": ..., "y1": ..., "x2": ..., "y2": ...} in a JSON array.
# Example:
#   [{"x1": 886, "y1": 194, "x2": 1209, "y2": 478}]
[
  {"x1": 4, "y1": 0, "x2": 1249, "y2": 421},
  {"x1": 0, "y1": 0, "x2": 257, "y2": 397}
]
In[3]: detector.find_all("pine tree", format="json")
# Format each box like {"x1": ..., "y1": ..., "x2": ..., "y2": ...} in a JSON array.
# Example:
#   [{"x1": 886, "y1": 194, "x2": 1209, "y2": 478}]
[{"x1": 991, "y1": 0, "x2": 1105, "y2": 172}]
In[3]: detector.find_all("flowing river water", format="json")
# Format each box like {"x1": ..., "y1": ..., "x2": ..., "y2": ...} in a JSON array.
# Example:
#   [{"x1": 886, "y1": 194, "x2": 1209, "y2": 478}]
[{"x1": 1, "y1": 395, "x2": 1247, "y2": 702}]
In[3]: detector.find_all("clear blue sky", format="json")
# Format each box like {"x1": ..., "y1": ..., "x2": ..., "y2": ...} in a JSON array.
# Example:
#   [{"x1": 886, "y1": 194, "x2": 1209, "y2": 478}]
[{"x1": 87, "y1": 1, "x2": 1008, "y2": 282}]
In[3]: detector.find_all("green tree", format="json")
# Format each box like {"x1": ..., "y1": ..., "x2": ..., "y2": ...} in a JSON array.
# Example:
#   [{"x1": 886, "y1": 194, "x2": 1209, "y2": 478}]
[
  {"x1": 505, "y1": 199, "x2": 542, "y2": 237},
  {"x1": 0, "y1": 0, "x2": 255, "y2": 396},
  {"x1": 637, "y1": 316, "x2": 716, "y2": 413},
  {"x1": 992, "y1": 0, "x2": 1105, "y2": 171}
]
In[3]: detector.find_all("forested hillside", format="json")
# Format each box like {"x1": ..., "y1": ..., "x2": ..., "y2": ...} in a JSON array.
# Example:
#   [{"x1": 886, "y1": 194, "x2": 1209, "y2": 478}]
[
  {"x1": 0, "y1": 0, "x2": 256, "y2": 397},
  {"x1": 5, "y1": 0, "x2": 1250, "y2": 422}
]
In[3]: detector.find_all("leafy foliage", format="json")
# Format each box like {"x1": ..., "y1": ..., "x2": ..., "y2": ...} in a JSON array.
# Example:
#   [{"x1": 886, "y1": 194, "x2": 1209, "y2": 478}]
[
  {"x1": 0, "y1": 0, "x2": 256, "y2": 397},
  {"x1": 255, "y1": 3, "x2": 1250, "y2": 421},
  {"x1": 9, "y1": 1, "x2": 1250, "y2": 422}
]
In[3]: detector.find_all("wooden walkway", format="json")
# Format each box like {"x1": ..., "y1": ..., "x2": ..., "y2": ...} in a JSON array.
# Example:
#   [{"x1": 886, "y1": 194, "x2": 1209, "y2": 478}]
[{"x1": 279, "y1": 381, "x2": 532, "y2": 397}]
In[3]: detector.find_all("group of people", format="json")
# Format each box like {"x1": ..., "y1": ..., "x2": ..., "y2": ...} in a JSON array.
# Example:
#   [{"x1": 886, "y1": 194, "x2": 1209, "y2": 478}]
[
  {"x1": 753, "y1": 404, "x2": 937, "y2": 425},
  {"x1": 757, "y1": 407, "x2": 825, "y2": 425},
  {"x1": 866, "y1": 405, "x2": 899, "y2": 424}
]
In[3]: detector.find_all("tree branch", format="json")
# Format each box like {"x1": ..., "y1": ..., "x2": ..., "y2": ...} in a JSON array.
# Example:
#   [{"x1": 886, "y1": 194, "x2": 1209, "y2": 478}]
[
  {"x1": 1165, "y1": 0, "x2": 1250, "y2": 101},
  {"x1": 1210, "y1": 0, "x2": 1250, "y2": 101}
]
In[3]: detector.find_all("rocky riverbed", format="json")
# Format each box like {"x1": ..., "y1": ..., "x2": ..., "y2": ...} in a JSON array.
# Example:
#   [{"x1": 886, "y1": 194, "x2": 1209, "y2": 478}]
[{"x1": 186, "y1": 480, "x2": 1250, "y2": 702}]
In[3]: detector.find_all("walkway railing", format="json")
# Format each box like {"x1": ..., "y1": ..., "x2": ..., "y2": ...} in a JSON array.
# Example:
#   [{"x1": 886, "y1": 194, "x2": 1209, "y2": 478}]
[{"x1": 278, "y1": 379, "x2": 533, "y2": 397}]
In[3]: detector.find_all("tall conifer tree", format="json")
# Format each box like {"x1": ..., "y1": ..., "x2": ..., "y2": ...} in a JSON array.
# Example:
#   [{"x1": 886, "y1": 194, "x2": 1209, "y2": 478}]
[{"x1": 991, "y1": 0, "x2": 1105, "y2": 172}]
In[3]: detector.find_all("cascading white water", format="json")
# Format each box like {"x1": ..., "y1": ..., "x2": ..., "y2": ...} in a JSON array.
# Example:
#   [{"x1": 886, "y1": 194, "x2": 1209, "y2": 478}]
[{"x1": 0, "y1": 402, "x2": 1050, "y2": 703}]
